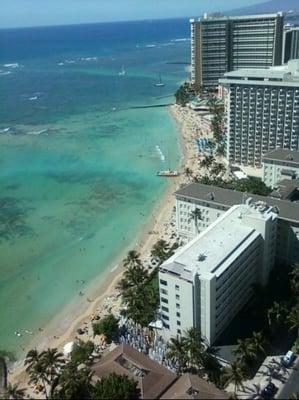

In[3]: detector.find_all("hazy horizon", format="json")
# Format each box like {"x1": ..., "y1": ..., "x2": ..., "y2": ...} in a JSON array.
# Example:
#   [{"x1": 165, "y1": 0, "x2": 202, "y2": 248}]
[{"x1": 1, "y1": 0, "x2": 266, "y2": 29}]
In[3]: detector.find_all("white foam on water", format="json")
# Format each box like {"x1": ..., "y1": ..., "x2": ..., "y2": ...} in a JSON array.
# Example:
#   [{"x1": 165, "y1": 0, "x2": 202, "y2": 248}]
[
  {"x1": 3, "y1": 63, "x2": 19, "y2": 68},
  {"x1": 26, "y1": 129, "x2": 48, "y2": 135},
  {"x1": 0, "y1": 70, "x2": 12, "y2": 76},
  {"x1": 155, "y1": 145, "x2": 166, "y2": 162},
  {"x1": 171, "y1": 38, "x2": 190, "y2": 42},
  {"x1": 29, "y1": 96, "x2": 38, "y2": 101}
]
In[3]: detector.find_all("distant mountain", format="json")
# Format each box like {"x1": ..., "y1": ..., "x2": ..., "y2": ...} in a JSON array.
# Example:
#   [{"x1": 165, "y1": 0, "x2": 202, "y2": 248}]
[{"x1": 227, "y1": 0, "x2": 298, "y2": 15}]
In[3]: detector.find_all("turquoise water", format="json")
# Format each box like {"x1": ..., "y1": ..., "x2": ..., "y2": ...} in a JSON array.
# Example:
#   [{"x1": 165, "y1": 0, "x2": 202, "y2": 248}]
[{"x1": 0, "y1": 19, "x2": 189, "y2": 355}]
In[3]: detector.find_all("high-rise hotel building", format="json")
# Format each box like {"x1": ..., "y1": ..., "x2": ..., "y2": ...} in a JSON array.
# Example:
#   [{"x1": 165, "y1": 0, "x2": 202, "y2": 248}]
[
  {"x1": 190, "y1": 13, "x2": 284, "y2": 89},
  {"x1": 159, "y1": 202, "x2": 277, "y2": 344},
  {"x1": 219, "y1": 60, "x2": 299, "y2": 167},
  {"x1": 283, "y1": 25, "x2": 299, "y2": 64}
]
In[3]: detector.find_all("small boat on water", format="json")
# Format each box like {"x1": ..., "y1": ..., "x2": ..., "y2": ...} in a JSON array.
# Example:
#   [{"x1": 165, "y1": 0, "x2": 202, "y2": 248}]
[
  {"x1": 157, "y1": 170, "x2": 180, "y2": 177},
  {"x1": 154, "y1": 73, "x2": 165, "y2": 87}
]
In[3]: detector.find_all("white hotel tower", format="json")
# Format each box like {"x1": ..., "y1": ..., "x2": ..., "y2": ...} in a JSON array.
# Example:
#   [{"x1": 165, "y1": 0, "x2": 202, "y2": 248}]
[
  {"x1": 158, "y1": 202, "x2": 277, "y2": 344},
  {"x1": 220, "y1": 59, "x2": 299, "y2": 167}
]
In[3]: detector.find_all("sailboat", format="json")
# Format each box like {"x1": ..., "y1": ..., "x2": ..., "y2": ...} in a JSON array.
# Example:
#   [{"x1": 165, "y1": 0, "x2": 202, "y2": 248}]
[
  {"x1": 118, "y1": 65, "x2": 126, "y2": 76},
  {"x1": 154, "y1": 73, "x2": 165, "y2": 87}
]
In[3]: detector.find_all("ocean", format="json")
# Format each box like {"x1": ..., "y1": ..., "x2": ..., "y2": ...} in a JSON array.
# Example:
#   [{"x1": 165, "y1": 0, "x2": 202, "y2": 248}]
[{"x1": 0, "y1": 18, "x2": 189, "y2": 357}]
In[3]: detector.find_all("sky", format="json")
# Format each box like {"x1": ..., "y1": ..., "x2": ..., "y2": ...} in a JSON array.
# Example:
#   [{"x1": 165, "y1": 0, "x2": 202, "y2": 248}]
[{"x1": 0, "y1": 0, "x2": 266, "y2": 29}]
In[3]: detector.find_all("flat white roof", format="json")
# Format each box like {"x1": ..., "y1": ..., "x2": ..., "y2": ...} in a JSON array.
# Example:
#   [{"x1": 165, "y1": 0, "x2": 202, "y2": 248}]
[
  {"x1": 220, "y1": 60, "x2": 299, "y2": 86},
  {"x1": 160, "y1": 205, "x2": 264, "y2": 281}
]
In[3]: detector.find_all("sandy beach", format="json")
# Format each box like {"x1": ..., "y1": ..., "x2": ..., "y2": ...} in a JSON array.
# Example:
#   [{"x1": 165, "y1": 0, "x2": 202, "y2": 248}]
[{"x1": 9, "y1": 104, "x2": 199, "y2": 387}]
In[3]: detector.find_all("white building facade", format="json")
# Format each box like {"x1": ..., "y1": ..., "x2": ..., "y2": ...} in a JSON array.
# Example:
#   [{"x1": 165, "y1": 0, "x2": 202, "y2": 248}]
[
  {"x1": 262, "y1": 149, "x2": 299, "y2": 188},
  {"x1": 219, "y1": 60, "x2": 299, "y2": 167},
  {"x1": 159, "y1": 203, "x2": 277, "y2": 344},
  {"x1": 175, "y1": 183, "x2": 299, "y2": 265}
]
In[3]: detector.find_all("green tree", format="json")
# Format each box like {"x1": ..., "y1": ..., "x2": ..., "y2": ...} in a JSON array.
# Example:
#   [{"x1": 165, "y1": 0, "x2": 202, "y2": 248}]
[
  {"x1": 93, "y1": 314, "x2": 119, "y2": 343},
  {"x1": 200, "y1": 155, "x2": 215, "y2": 170},
  {"x1": 189, "y1": 208, "x2": 202, "y2": 234},
  {"x1": 287, "y1": 304, "x2": 299, "y2": 336},
  {"x1": 120, "y1": 260, "x2": 159, "y2": 326},
  {"x1": 175, "y1": 83, "x2": 191, "y2": 106},
  {"x1": 41, "y1": 348, "x2": 65, "y2": 386},
  {"x1": 4, "y1": 383, "x2": 25, "y2": 400},
  {"x1": 234, "y1": 177, "x2": 272, "y2": 196},
  {"x1": 184, "y1": 167, "x2": 193, "y2": 180},
  {"x1": 92, "y1": 373, "x2": 140, "y2": 400},
  {"x1": 28, "y1": 360, "x2": 50, "y2": 399},
  {"x1": 267, "y1": 301, "x2": 288, "y2": 330},
  {"x1": 151, "y1": 239, "x2": 178, "y2": 264},
  {"x1": 123, "y1": 250, "x2": 141, "y2": 268},
  {"x1": 70, "y1": 340, "x2": 95, "y2": 365},
  {"x1": 52, "y1": 363, "x2": 93, "y2": 400},
  {"x1": 210, "y1": 163, "x2": 226, "y2": 178},
  {"x1": 184, "y1": 328, "x2": 206, "y2": 371},
  {"x1": 166, "y1": 336, "x2": 188, "y2": 373},
  {"x1": 119, "y1": 264, "x2": 148, "y2": 291},
  {"x1": 221, "y1": 361, "x2": 247, "y2": 396},
  {"x1": 233, "y1": 338, "x2": 257, "y2": 364},
  {"x1": 24, "y1": 348, "x2": 40, "y2": 372}
]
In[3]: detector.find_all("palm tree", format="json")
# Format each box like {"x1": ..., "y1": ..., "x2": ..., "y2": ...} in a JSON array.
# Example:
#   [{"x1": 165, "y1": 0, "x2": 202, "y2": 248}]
[
  {"x1": 233, "y1": 338, "x2": 257, "y2": 363},
  {"x1": 123, "y1": 250, "x2": 141, "y2": 268},
  {"x1": 151, "y1": 239, "x2": 175, "y2": 264},
  {"x1": 200, "y1": 155, "x2": 215, "y2": 170},
  {"x1": 166, "y1": 336, "x2": 188, "y2": 373},
  {"x1": 267, "y1": 301, "x2": 288, "y2": 329},
  {"x1": 184, "y1": 327, "x2": 205, "y2": 372},
  {"x1": 53, "y1": 363, "x2": 93, "y2": 400},
  {"x1": 28, "y1": 360, "x2": 50, "y2": 399},
  {"x1": 184, "y1": 167, "x2": 193, "y2": 181},
  {"x1": 221, "y1": 361, "x2": 247, "y2": 396},
  {"x1": 189, "y1": 208, "x2": 202, "y2": 233},
  {"x1": 40, "y1": 348, "x2": 65, "y2": 395},
  {"x1": 250, "y1": 331, "x2": 267, "y2": 356},
  {"x1": 211, "y1": 162, "x2": 226, "y2": 178},
  {"x1": 24, "y1": 348, "x2": 40, "y2": 372},
  {"x1": 119, "y1": 264, "x2": 147, "y2": 291},
  {"x1": 287, "y1": 305, "x2": 299, "y2": 336},
  {"x1": 5, "y1": 383, "x2": 25, "y2": 399}
]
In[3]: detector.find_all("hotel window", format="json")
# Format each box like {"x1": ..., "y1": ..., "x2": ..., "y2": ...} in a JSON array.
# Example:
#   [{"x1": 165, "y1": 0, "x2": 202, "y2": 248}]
[
  {"x1": 177, "y1": 329, "x2": 181, "y2": 335},
  {"x1": 176, "y1": 312, "x2": 180, "y2": 317},
  {"x1": 177, "y1": 320, "x2": 181, "y2": 326},
  {"x1": 175, "y1": 285, "x2": 180, "y2": 291},
  {"x1": 176, "y1": 303, "x2": 180, "y2": 309},
  {"x1": 164, "y1": 323, "x2": 170, "y2": 329},
  {"x1": 160, "y1": 289, "x2": 168, "y2": 295},
  {"x1": 162, "y1": 306, "x2": 169, "y2": 312},
  {"x1": 163, "y1": 315, "x2": 169, "y2": 321},
  {"x1": 161, "y1": 297, "x2": 168, "y2": 304},
  {"x1": 175, "y1": 294, "x2": 180, "y2": 300},
  {"x1": 160, "y1": 279, "x2": 167, "y2": 286}
]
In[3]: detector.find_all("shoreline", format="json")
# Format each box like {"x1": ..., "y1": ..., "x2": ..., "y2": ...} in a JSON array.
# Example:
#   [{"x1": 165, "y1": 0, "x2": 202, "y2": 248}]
[{"x1": 9, "y1": 104, "x2": 197, "y2": 385}]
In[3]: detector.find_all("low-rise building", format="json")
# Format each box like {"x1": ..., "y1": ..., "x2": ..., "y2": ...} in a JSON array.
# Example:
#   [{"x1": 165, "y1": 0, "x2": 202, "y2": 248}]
[
  {"x1": 91, "y1": 344, "x2": 228, "y2": 399},
  {"x1": 160, "y1": 373, "x2": 229, "y2": 399},
  {"x1": 159, "y1": 202, "x2": 277, "y2": 344},
  {"x1": 175, "y1": 183, "x2": 299, "y2": 265},
  {"x1": 262, "y1": 149, "x2": 299, "y2": 188}
]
